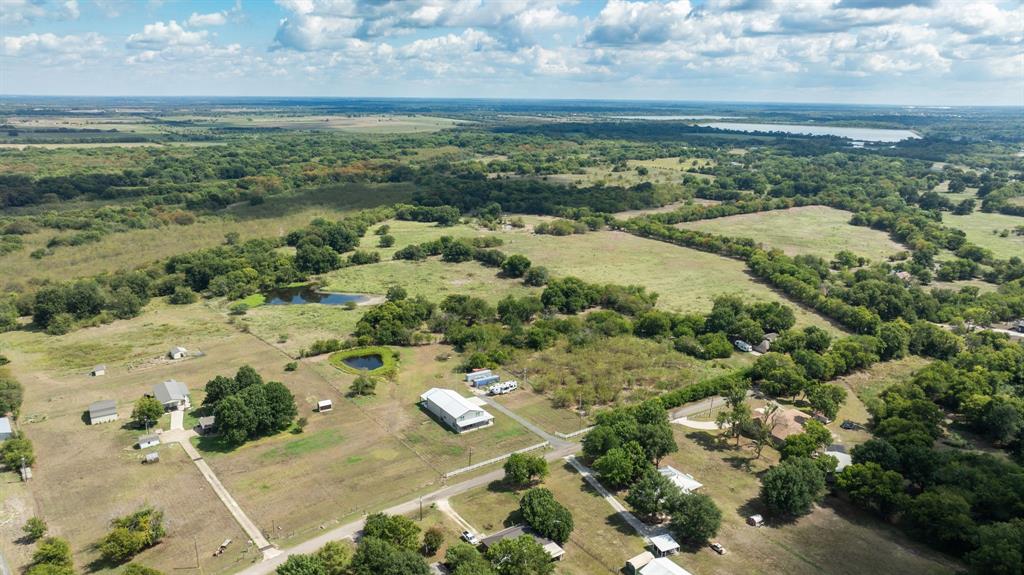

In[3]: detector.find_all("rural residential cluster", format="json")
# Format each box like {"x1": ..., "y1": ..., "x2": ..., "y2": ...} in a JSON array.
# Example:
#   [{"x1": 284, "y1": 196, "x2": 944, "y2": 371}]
[{"x1": 1, "y1": 2, "x2": 1023, "y2": 575}]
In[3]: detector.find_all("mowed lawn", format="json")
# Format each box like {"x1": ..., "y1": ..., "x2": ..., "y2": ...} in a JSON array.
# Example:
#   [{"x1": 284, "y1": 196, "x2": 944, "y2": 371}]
[
  {"x1": 654, "y1": 427, "x2": 959, "y2": 575},
  {"x1": 450, "y1": 463, "x2": 648, "y2": 575},
  {"x1": 943, "y1": 210, "x2": 1024, "y2": 259},
  {"x1": 676, "y1": 206, "x2": 905, "y2": 262}
]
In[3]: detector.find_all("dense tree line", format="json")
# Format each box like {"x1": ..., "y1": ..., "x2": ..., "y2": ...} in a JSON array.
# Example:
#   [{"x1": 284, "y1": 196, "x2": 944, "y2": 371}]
[{"x1": 204, "y1": 366, "x2": 298, "y2": 446}]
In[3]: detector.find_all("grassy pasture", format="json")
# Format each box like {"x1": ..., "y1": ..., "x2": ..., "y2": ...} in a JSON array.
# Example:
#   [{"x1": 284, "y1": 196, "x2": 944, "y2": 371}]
[
  {"x1": 677, "y1": 206, "x2": 906, "y2": 262},
  {"x1": 450, "y1": 463, "x2": 649, "y2": 575},
  {"x1": 327, "y1": 219, "x2": 844, "y2": 333},
  {"x1": 0, "y1": 182, "x2": 413, "y2": 286},
  {"x1": 651, "y1": 426, "x2": 958, "y2": 575},
  {"x1": 943, "y1": 210, "x2": 1024, "y2": 259},
  {"x1": 196, "y1": 343, "x2": 540, "y2": 546}
]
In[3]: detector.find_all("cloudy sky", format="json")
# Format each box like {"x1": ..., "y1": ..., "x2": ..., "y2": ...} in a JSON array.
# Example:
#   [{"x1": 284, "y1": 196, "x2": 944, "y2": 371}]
[{"x1": 1, "y1": 0, "x2": 1022, "y2": 105}]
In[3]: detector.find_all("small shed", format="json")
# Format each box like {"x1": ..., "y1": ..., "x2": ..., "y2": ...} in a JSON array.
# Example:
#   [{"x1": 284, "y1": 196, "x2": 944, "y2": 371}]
[
  {"x1": 734, "y1": 340, "x2": 752, "y2": 352},
  {"x1": 649, "y1": 533, "x2": 680, "y2": 557},
  {"x1": 138, "y1": 434, "x2": 160, "y2": 449},
  {"x1": 824, "y1": 445, "x2": 852, "y2": 472},
  {"x1": 20, "y1": 466, "x2": 32, "y2": 481},
  {"x1": 0, "y1": 417, "x2": 12, "y2": 441},
  {"x1": 90, "y1": 365, "x2": 106, "y2": 377},
  {"x1": 197, "y1": 416, "x2": 216, "y2": 434},
  {"x1": 88, "y1": 400, "x2": 118, "y2": 425},
  {"x1": 143, "y1": 452, "x2": 159, "y2": 464},
  {"x1": 626, "y1": 551, "x2": 655, "y2": 575},
  {"x1": 168, "y1": 346, "x2": 187, "y2": 360},
  {"x1": 748, "y1": 514, "x2": 764, "y2": 527},
  {"x1": 317, "y1": 399, "x2": 333, "y2": 413}
]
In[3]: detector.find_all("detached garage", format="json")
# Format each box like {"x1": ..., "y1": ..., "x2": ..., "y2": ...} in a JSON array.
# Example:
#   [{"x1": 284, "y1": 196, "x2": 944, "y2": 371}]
[{"x1": 88, "y1": 400, "x2": 118, "y2": 425}]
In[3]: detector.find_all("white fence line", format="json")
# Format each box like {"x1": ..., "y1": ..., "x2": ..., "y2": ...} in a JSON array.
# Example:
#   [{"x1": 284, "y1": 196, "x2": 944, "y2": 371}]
[
  {"x1": 442, "y1": 441, "x2": 549, "y2": 479},
  {"x1": 555, "y1": 426, "x2": 594, "y2": 439}
]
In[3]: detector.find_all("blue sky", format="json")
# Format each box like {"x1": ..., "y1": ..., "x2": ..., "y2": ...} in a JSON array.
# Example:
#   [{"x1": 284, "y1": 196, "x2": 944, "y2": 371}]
[{"x1": 2, "y1": 0, "x2": 1022, "y2": 105}]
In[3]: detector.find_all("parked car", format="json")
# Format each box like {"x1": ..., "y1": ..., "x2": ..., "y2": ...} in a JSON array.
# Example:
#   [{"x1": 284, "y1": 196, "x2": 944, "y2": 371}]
[
  {"x1": 461, "y1": 530, "x2": 479, "y2": 545},
  {"x1": 840, "y1": 420, "x2": 858, "y2": 430},
  {"x1": 710, "y1": 542, "x2": 726, "y2": 555}
]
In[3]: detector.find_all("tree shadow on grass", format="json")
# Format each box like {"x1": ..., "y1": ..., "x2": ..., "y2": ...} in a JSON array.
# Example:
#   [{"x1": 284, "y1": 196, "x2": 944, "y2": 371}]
[
  {"x1": 194, "y1": 434, "x2": 237, "y2": 454},
  {"x1": 686, "y1": 430, "x2": 732, "y2": 453}
]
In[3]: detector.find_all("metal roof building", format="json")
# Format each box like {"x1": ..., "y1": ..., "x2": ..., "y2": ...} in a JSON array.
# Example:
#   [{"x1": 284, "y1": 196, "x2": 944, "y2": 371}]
[
  {"x1": 88, "y1": 400, "x2": 118, "y2": 425},
  {"x1": 420, "y1": 388, "x2": 494, "y2": 433}
]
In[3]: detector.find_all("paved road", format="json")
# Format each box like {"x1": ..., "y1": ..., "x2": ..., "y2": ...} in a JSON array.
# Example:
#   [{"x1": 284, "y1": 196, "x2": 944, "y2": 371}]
[
  {"x1": 669, "y1": 390, "x2": 754, "y2": 421},
  {"x1": 479, "y1": 395, "x2": 571, "y2": 448},
  {"x1": 235, "y1": 442, "x2": 582, "y2": 575}
]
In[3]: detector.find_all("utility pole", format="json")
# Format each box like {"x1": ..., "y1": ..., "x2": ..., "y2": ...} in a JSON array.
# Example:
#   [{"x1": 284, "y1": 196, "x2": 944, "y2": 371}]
[
  {"x1": 468, "y1": 446, "x2": 473, "y2": 467},
  {"x1": 419, "y1": 497, "x2": 423, "y2": 521}
]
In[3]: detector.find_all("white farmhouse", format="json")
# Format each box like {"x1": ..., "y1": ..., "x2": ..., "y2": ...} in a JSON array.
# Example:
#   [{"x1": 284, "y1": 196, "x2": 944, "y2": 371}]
[{"x1": 420, "y1": 388, "x2": 494, "y2": 433}]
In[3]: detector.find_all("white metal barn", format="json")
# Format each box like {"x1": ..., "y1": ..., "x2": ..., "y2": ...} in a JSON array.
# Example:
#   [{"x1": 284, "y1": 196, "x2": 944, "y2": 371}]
[
  {"x1": 88, "y1": 400, "x2": 118, "y2": 425},
  {"x1": 420, "y1": 388, "x2": 494, "y2": 433}
]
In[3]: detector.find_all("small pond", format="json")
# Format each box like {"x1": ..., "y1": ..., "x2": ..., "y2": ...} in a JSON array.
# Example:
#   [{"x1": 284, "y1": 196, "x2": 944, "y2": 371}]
[
  {"x1": 265, "y1": 286, "x2": 368, "y2": 305},
  {"x1": 342, "y1": 354, "x2": 384, "y2": 371}
]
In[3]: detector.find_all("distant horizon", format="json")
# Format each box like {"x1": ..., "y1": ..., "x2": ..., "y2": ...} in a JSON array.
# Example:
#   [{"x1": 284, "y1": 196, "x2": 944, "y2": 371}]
[
  {"x1": 2, "y1": 1, "x2": 1021, "y2": 107},
  {"x1": 1, "y1": 94, "x2": 1021, "y2": 110}
]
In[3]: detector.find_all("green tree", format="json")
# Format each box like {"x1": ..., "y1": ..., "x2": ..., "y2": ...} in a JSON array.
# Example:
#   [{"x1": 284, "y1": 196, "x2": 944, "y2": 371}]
[
  {"x1": 444, "y1": 543, "x2": 494, "y2": 575},
  {"x1": 715, "y1": 381, "x2": 751, "y2": 446},
  {"x1": 522, "y1": 266, "x2": 549, "y2": 287},
  {"x1": 26, "y1": 564, "x2": 74, "y2": 575},
  {"x1": 806, "y1": 384, "x2": 847, "y2": 420},
  {"x1": 378, "y1": 234, "x2": 395, "y2": 248},
  {"x1": 503, "y1": 453, "x2": 548, "y2": 486},
  {"x1": 422, "y1": 526, "x2": 445, "y2": 555},
  {"x1": 1, "y1": 434, "x2": 34, "y2": 469},
  {"x1": 519, "y1": 488, "x2": 573, "y2": 545},
  {"x1": 0, "y1": 376, "x2": 24, "y2": 416},
  {"x1": 349, "y1": 537, "x2": 430, "y2": 575},
  {"x1": 760, "y1": 457, "x2": 826, "y2": 517},
  {"x1": 350, "y1": 375, "x2": 377, "y2": 396},
  {"x1": 483, "y1": 536, "x2": 554, "y2": 575},
  {"x1": 904, "y1": 488, "x2": 977, "y2": 552},
  {"x1": 314, "y1": 541, "x2": 353, "y2": 575},
  {"x1": 594, "y1": 447, "x2": 635, "y2": 488},
  {"x1": 131, "y1": 396, "x2": 164, "y2": 429},
  {"x1": 32, "y1": 537, "x2": 72, "y2": 567},
  {"x1": 668, "y1": 492, "x2": 722, "y2": 544},
  {"x1": 836, "y1": 463, "x2": 907, "y2": 517},
  {"x1": 964, "y1": 519, "x2": 1024, "y2": 575},
  {"x1": 501, "y1": 254, "x2": 532, "y2": 278},
  {"x1": 215, "y1": 394, "x2": 256, "y2": 446},
  {"x1": 362, "y1": 513, "x2": 421, "y2": 552},
  {"x1": 851, "y1": 438, "x2": 900, "y2": 470},
  {"x1": 386, "y1": 286, "x2": 407, "y2": 302},
  {"x1": 23, "y1": 516, "x2": 47, "y2": 541},
  {"x1": 625, "y1": 467, "x2": 678, "y2": 521},
  {"x1": 276, "y1": 554, "x2": 326, "y2": 575}
]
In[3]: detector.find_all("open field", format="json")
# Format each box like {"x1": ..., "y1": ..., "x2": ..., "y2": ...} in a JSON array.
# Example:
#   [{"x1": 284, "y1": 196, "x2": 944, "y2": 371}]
[
  {"x1": 451, "y1": 463, "x2": 649, "y2": 575},
  {"x1": 0, "y1": 182, "x2": 413, "y2": 286},
  {"x1": 195, "y1": 343, "x2": 541, "y2": 546},
  {"x1": 0, "y1": 305, "x2": 262, "y2": 574},
  {"x1": 677, "y1": 206, "x2": 906, "y2": 261},
  {"x1": 236, "y1": 302, "x2": 367, "y2": 357},
  {"x1": 327, "y1": 219, "x2": 846, "y2": 333},
  {"x1": 0, "y1": 300, "x2": 544, "y2": 569},
  {"x1": 943, "y1": 210, "x2": 1024, "y2": 259},
  {"x1": 649, "y1": 426, "x2": 959, "y2": 575}
]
